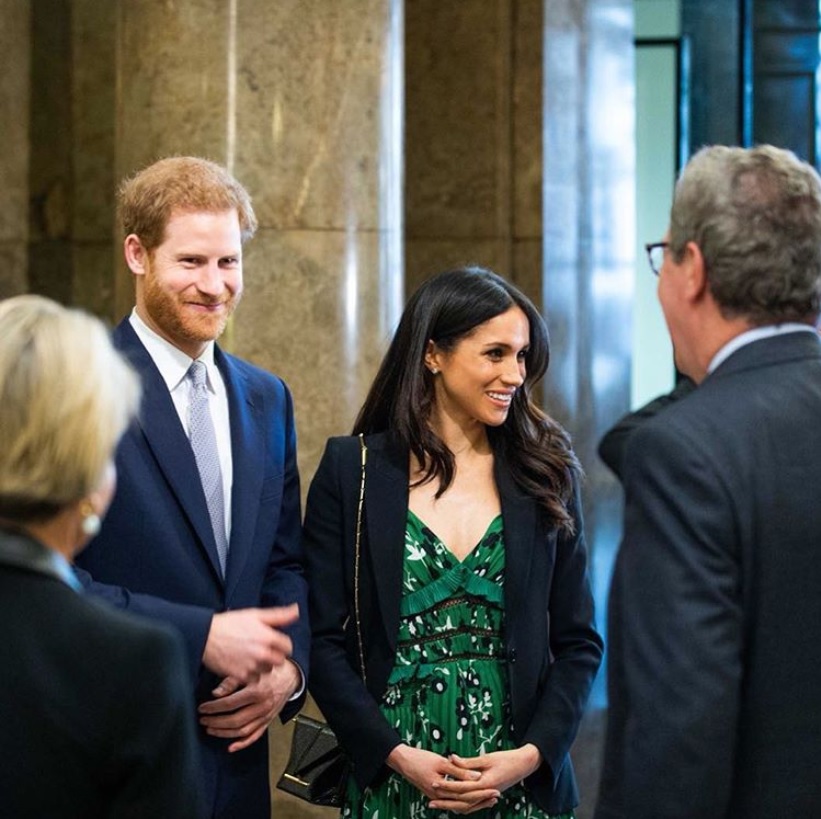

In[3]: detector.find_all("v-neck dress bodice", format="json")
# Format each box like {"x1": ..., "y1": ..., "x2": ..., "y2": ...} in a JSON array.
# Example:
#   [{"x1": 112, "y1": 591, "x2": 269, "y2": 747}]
[{"x1": 342, "y1": 511, "x2": 572, "y2": 819}]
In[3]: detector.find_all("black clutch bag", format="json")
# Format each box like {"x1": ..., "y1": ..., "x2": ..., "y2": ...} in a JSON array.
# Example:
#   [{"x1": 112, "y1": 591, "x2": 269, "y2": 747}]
[{"x1": 277, "y1": 714, "x2": 348, "y2": 807}]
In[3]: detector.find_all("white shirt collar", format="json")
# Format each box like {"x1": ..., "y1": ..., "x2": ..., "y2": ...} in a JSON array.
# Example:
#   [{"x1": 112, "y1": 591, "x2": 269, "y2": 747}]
[
  {"x1": 707, "y1": 323, "x2": 817, "y2": 375},
  {"x1": 129, "y1": 309, "x2": 218, "y2": 392}
]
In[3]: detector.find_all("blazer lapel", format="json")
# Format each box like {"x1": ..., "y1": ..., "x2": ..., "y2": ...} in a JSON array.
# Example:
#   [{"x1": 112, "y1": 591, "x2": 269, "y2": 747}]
[
  {"x1": 218, "y1": 350, "x2": 265, "y2": 598},
  {"x1": 363, "y1": 434, "x2": 408, "y2": 652},
  {"x1": 495, "y1": 462, "x2": 537, "y2": 631},
  {"x1": 113, "y1": 320, "x2": 224, "y2": 581}
]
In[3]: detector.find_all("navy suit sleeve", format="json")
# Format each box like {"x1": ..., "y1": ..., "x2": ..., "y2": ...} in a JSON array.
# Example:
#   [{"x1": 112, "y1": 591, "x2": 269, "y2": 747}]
[
  {"x1": 258, "y1": 382, "x2": 310, "y2": 719},
  {"x1": 304, "y1": 439, "x2": 403, "y2": 788},
  {"x1": 603, "y1": 420, "x2": 742, "y2": 819},
  {"x1": 522, "y1": 482, "x2": 604, "y2": 784}
]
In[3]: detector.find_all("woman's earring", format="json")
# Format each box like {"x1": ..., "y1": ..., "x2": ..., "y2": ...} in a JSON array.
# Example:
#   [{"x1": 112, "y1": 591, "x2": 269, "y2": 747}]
[
  {"x1": 80, "y1": 501, "x2": 101, "y2": 538},
  {"x1": 429, "y1": 367, "x2": 439, "y2": 375}
]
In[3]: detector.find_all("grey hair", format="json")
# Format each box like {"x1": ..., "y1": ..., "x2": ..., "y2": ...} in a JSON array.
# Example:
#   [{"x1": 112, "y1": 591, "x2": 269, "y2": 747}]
[{"x1": 669, "y1": 144, "x2": 821, "y2": 325}]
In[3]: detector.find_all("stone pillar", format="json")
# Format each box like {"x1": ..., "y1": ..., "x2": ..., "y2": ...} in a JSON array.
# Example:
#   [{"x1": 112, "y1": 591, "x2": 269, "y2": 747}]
[
  {"x1": 113, "y1": 0, "x2": 235, "y2": 319},
  {"x1": 27, "y1": 0, "x2": 73, "y2": 304},
  {"x1": 12, "y1": 1, "x2": 117, "y2": 313},
  {"x1": 544, "y1": 1, "x2": 635, "y2": 816},
  {"x1": 405, "y1": 0, "x2": 544, "y2": 308},
  {"x1": 71, "y1": 0, "x2": 117, "y2": 315},
  {"x1": 0, "y1": 0, "x2": 30, "y2": 298},
  {"x1": 230, "y1": 0, "x2": 404, "y2": 476},
  {"x1": 115, "y1": 3, "x2": 404, "y2": 817}
]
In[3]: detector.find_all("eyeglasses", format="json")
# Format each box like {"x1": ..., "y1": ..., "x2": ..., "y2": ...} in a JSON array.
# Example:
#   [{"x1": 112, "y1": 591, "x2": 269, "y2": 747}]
[{"x1": 645, "y1": 241, "x2": 669, "y2": 276}]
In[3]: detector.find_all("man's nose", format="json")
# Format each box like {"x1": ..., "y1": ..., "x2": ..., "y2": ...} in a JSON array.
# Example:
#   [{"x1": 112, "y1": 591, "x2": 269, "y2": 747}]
[{"x1": 197, "y1": 262, "x2": 224, "y2": 295}]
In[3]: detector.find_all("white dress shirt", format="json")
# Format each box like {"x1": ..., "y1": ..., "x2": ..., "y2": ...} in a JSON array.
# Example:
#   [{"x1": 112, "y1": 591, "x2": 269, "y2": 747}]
[
  {"x1": 129, "y1": 310, "x2": 233, "y2": 544},
  {"x1": 707, "y1": 322, "x2": 817, "y2": 375}
]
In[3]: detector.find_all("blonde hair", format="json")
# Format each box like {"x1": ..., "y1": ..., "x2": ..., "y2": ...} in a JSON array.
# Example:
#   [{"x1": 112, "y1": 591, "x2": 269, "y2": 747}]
[
  {"x1": 0, "y1": 296, "x2": 141, "y2": 522},
  {"x1": 118, "y1": 156, "x2": 258, "y2": 251}
]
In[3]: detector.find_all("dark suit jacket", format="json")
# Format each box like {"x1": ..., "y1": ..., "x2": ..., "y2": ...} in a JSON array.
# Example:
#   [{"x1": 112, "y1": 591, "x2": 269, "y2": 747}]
[
  {"x1": 0, "y1": 530, "x2": 203, "y2": 818},
  {"x1": 596, "y1": 331, "x2": 821, "y2": 819},
  {"x1": 75, "y1": 318, "x2": 309, "y2": 819},
  {"x1": 304, "y1": 432, "x2": 603, "y2": 814},
  {"x1": 597, "y1": 376, "x2": 696, "y2": 482}
]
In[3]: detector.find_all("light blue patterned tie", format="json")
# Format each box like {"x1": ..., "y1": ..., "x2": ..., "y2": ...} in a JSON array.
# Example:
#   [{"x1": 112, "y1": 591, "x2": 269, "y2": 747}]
[{"x1": 187, "y1": 361, "x2": 229, "y2": 575}]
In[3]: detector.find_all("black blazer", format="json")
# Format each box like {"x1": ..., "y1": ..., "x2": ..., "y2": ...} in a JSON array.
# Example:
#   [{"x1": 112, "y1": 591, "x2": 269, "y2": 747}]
[
  {"x1": 596, "y1": 331, "x2": 821, "y2": 819},
  {"x1": 304, "y1": 432, "x2": 603, "y2": 814},
  {"x1": 0, "y1": 530, "x2": 204, "y2": 818}
]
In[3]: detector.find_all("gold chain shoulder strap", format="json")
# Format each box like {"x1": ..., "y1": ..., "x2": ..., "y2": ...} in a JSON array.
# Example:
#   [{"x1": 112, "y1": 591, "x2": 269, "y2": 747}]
[{"x1": 353, "y1": 433, "x2": 367, "y2": 684}]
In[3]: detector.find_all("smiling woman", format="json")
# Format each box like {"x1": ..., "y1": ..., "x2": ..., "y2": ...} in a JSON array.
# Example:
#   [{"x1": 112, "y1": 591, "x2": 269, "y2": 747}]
[
  {"x1": 425, "y1": 304, "x2": 529, "y2": 433},
  {"x1": 304, "y1": 266, "x2": 603, "y2": 818}
]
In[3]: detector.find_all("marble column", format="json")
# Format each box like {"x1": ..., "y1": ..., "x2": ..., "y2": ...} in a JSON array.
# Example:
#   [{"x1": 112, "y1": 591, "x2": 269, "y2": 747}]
[
  {"x1": 544, "y1": 1, "x2": 635, "y2": 816},
  {"x1": 113, "y1": 0, "x2": 234, "y2": 319},
  {"x1": 230, "y1": 0, "x2": 404, "y2": 476},
  {"x1": 0, "y1": 0, "x2": 30, "y2": 298},
  {"x1": 27, "y1": 0, "x2": 74, "y2": 304},
  {"x1": 71, "y1": 0, "x2": 117, "y2": 315},
  {"x1": 11, "y1": 1, "x2": 117, "y2": 313},
  {"x1": 405, "y1": 0, "x2": 544, "y2": 308},
  {"x1": 115, "y1": 3, "x2": 404, "y2": 817}
]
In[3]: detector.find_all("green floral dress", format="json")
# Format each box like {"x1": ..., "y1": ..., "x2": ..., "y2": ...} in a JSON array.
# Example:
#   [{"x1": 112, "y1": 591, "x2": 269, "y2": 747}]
[{"x1": 342, "y1": 510, "x2": 574, "y2": 819}]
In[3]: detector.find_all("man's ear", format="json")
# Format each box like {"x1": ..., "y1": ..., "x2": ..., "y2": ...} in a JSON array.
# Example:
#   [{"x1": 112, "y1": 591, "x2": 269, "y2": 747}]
[
  {"x1": 682, "y1": 240, "x2": 709, "y2": 303},
  {"x1": 123, "y1": 234, "x2": 149, "y2": 276}
]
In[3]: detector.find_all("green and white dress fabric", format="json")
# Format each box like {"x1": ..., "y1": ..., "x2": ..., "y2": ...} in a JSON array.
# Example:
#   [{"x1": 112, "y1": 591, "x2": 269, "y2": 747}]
[{"x1": 342, "y1": 510, "x2": 573, "y2": 819}]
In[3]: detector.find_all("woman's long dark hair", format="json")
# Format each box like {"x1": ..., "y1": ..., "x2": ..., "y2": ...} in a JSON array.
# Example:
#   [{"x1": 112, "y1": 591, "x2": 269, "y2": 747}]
[{"x1": 353, "y1": 266, "x2": 580, "y2": 533}]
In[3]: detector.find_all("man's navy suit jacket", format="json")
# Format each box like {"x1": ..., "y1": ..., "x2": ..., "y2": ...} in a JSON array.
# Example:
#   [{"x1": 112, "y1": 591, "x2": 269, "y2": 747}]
[{"x1": 75, "y1": 318, "x2": 309, "y2": 819}]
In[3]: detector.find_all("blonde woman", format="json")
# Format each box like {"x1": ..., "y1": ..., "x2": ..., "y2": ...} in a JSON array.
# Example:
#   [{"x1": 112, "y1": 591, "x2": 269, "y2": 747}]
[{"x1": 0, "y1": 295, "x2": 204, "y2": 819}]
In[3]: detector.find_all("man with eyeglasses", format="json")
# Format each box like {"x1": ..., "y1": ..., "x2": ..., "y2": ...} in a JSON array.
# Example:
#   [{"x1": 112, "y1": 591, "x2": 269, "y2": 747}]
[
  {"x1": 596, "y1": 145, "x2": 821, "y2": 819},
  {"x1": 597, "y1": 243, "x2": 697, "y2": 482}
]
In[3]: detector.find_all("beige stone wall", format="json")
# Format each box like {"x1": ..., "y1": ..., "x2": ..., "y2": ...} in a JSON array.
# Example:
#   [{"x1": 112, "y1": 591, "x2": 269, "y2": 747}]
[
  {"x1": 71, "y1": 0, "x2": 117, "y2": 316},
  {"x1": 230, "y1": 0, "x2": 404, "y2": 481},
  {"x1": 113, "y1": 0, "x2": 235, "y2": 318},
  {"x1": 404, "y1": 0, "x2": 543, "y2": 309},
  {"x1": 0, "y1": 0, "x2": 31, "y2": 298}
]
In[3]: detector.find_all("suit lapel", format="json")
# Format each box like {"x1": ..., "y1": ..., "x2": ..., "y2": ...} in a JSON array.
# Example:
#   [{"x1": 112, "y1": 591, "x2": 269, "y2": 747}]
[
  {"x1": 113, "y1": 320, "x2": 224, "y2": 581},
  {"x1": 495, "y1": 461, "x2": 536, "y2": 631},
  {"x1": 218, "y1": 350, "x2": 265, "y2": 598},
  {"x1": 363, "y1": 434, "x2": 408, "y2": 652}
]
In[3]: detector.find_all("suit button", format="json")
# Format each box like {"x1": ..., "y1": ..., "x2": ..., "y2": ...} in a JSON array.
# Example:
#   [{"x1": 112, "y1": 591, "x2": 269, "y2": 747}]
[{"x1": 508, "y1": 648, "x2": 517, "y2": 663}]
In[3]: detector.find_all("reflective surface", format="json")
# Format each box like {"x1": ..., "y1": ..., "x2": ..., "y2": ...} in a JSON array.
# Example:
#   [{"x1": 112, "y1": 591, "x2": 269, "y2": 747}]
[{"x1": 544, "y1": 0, "x2": 635, "y2": 813}]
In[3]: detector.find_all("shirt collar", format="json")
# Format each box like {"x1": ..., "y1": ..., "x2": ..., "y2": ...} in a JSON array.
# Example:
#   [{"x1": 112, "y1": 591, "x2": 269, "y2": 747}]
[
  {"x1": 0, "y1": 528, "x2": 83, "y2": 592},
  {"x1": 129, "y1": 309, "x2": 218, "y2": 392},
  {"x1": 707, "y1": 323, "x2": 817, "y2": 375}
]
